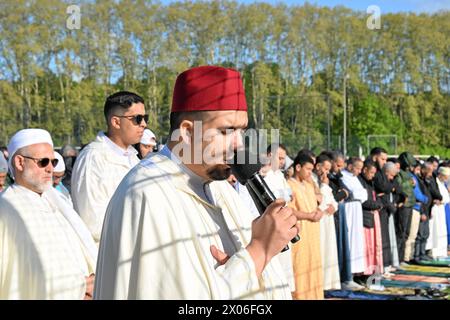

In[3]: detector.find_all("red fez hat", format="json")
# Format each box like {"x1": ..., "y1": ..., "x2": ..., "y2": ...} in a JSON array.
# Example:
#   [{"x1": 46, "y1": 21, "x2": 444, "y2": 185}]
[{"x1": 171, "y1": 66, "x2": 247, "y2": 112}]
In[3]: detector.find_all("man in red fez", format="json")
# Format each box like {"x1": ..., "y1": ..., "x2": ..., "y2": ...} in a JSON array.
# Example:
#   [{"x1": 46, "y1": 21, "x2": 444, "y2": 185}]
[{"x1": 94, "y1": 66, "x2": 297, "y2": 300}]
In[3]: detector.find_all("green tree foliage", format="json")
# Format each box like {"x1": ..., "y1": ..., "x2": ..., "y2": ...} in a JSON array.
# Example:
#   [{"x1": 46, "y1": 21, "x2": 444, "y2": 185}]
[{"x1": 0, "y1": 1, "x2": 448, "y2": 158}]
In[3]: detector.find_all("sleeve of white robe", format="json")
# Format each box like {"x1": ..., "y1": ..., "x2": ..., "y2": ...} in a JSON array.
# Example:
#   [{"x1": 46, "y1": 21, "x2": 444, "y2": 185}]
[
  {"x1": 71, "y1": 148, "x2": 110, "y2": 242},
  {"x1": 94, "y1": 170, "x2": 264, "y2": 300}
]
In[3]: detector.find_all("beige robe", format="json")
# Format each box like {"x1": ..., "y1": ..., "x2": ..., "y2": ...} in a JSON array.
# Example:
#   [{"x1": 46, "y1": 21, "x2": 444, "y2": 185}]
[{"x1": 287, "y1": 178, "x2": 324, "y2": 300}]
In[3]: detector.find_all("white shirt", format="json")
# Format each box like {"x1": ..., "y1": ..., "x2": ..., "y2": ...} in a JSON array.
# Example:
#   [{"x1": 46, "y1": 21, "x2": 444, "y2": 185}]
[
  {"x1": 264, "y1": 169, "x2": 292, "y2": 202},
  {"x1": 94, "y1": 147, "x2": 291, "y2": 299},
  {"x1": 0, "y1": 185, "x2": 96, "y2": 299},
  {"x1": 71, "y1": 131, "x2": 139, "y2": 242}
]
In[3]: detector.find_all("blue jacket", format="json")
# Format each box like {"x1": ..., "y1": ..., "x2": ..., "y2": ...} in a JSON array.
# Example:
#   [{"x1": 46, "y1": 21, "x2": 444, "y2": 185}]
[{"x1": 411, "y1": 173, "x2": 428, "y2": 212}]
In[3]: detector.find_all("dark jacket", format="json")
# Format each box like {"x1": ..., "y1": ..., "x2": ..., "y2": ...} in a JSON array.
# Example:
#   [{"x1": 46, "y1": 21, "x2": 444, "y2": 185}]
[
  {"x1": 373, "y1": 169, "x2": 397, "y2": 216},
  {"x1": 422, "y1": 175, "x2": 442, "y2": 217},
  {"x1": 358, "y1": 175, "x2": 384, "y2": 228},
  {"x1": 418, "y1": 175, "x2": 433, "y2": 217},
  {"x1": 328, "y1": 171, "x2": 349, "y2": 202}
]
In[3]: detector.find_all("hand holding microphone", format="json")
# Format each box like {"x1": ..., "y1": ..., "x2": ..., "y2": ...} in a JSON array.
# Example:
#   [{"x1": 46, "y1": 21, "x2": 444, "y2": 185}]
[{"x1": 230, "y1": 148, "x2": 300, "y2": 253}]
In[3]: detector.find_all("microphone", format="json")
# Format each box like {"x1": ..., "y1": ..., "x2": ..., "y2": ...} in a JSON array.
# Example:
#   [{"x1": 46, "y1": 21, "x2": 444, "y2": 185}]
[{"x1": 230, "y1": 149, "x2": 300, "y2": 252}]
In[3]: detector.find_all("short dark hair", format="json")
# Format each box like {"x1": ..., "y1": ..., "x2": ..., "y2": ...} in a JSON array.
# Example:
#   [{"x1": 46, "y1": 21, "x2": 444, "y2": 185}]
[
  {"x1": 370, "y1": 147, "x2": 388, "y2": 157},
  {"x1": 347, "y1": 156, "x2": 363, "y2": 166},
  {"x1": 363, "y1": 158, "x2": 377, "y2": 170},
  {"x1": 296, "y1": 148, "x2": 316, "y2": 160},
  {"x1": 324, "y1": 150, "x2": 345, "y2": 162},
  {"x1": 267, "y1": 143, "x2": 287, "y2": 155},
  {"x1": 104, "y1": 91, "x2": 144, "y2": 123},
  {"x1": 387, "y1": 157, "x2": 398, "y2": 163},
  {"x1": 426, "y1": 156, "x2": 439, "y2": 164},
  {"x1": 169, "y1": 111, "x2": 204, "y2": 134},
  {"x1": 315, "y1": 153, "x2": 331, "y2": 165},
  {"x1": 293, "y1": 153, "x2": 314, "y2": 167}
]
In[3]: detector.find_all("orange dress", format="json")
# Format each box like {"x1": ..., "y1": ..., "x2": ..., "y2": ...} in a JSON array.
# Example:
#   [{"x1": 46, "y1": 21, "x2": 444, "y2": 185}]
[{"x1": 287, "y1": 178, "x2": 324, "y2": 300}]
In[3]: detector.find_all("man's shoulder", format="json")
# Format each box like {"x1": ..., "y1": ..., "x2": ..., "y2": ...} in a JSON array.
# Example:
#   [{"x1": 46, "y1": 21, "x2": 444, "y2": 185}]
[
  {"x1": 0, "y1": 188, "x2": 24, "y2": 223},
  {"x1": 116, "y1": 154, "x2": 177, "y2": 193}
]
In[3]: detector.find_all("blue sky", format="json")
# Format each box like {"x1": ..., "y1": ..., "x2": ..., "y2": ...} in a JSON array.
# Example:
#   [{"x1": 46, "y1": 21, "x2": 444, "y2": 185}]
[{"x1": 163, "y1": 0, "x2": 450, "y2": 14}]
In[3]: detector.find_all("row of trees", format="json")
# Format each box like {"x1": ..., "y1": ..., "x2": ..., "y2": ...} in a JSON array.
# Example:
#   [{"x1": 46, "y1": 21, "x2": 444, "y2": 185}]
[{"x1": 0, "y1": 1, "x2": 449, "y2": 157}]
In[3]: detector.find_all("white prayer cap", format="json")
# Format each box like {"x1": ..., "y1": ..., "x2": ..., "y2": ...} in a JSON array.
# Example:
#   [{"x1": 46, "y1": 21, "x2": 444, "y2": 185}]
[
  {"x1": 53, "y1": 151, "x2": 65, "y2": 173},
  {"x1": 438, "y1": 166, "x2": 450, "y2": 177},
  {"x1": 7, "y1": 128, "x2": 53, "y2": 174},
  {"x1": 0, "y1": 152, "x2": 7, "y2": 173},
  {"x1": 140, "y1": 129, "x2": 156, "y2": 146}
]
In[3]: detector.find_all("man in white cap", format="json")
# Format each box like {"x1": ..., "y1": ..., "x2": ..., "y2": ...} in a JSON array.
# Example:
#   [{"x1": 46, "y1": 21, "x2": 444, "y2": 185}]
[
  {"x1": 53, "y1": 151, "x2": 73, "y2": 206},
  {"x1": 71, "y1": 91, "x2": 146, "y2": 244},
  {"x1": 134, "y1": 128, "x2": 157, "y2": 159},
  {"x1": 0, "y1": 129, "x2": 97, "y2": 299}
]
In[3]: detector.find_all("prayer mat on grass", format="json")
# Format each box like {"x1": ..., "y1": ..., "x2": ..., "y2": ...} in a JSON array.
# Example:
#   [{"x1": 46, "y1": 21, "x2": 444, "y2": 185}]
[
  {"x1": 394, "y1": 269, "x2": 450, "y2": 278},
  {"x1": 381, "y1": 279, "x2": 449, "y2": 290},
  {"x1": 390, "y1": 274, "x2": 449, "y2": 284},
  {"x1": 324, "y1": 290, "x2": 403, "y2": 300}
]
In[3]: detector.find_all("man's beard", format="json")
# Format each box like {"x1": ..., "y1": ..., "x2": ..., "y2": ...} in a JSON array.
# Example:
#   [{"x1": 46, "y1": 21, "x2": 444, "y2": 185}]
[
  {"x1": 23, "y1": 170, "x2": 52, "y2": 193},
  {"x1": 206, "y1": 164, "x2": 232, "y2": 181}
]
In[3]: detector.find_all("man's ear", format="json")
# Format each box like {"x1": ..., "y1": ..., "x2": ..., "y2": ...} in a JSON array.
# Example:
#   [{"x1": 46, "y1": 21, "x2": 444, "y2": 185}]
[
  {"x1": 109, "y1": 115, "x2": 121, "y2": 130},
  {"x1": 179, "y1": 119, "x2": 194, "y2": 145},
  {"x1": 295, "y1": 164, "x2": 301, "y2": 172},
  {"x1": 13, "y1": 155, "x2": 25, "y2": 173}
]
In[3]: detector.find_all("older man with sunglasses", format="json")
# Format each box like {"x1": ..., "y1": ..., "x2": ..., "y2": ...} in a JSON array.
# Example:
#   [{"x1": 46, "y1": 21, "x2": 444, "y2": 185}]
[
  {"x1": 71, "y1": 91, "x2": 146, "y2": 244},
  {"x1": 0, "y1": 129, "x2": 97, "y2": 299}
]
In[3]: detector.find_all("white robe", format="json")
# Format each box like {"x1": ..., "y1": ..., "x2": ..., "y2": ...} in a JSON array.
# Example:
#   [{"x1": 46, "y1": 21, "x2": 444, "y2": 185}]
[
  {"x1": 0, "y1": 185, "x2": 96, "y2": 299},
  {"x1": 340, "y1": 171, "x2": 366, "y2": 274},
  {"x1": 426, "y1": 177, "x2": 449, "y2": 258},
  {"x1": 340, "y1": 170, "x2": 368, "y2": 203},
  {"x1": 71, "y1": 131, "x2": 139, "y2": 243},
  {"x1": 94, "y1": 149, "x2": 291, "y2": 300},
  {"x1": 343, "y1": 201, "x2": 366, "y2": 274},
  {"x1": 264, "y1": 169, "x2": 295, "y2": 292},
  {"x1": 313, "y1": 175, "x2": 341, "y2": 290}
]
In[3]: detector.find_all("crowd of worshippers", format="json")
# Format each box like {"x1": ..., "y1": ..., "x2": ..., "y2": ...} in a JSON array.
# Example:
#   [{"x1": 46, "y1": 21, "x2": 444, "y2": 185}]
[
  {"x1": 229, "y1": 145, "x2": 450, "y2": 299},
  {"x1": 0, "y1": 69, "x2": 450, "y2": 300}
]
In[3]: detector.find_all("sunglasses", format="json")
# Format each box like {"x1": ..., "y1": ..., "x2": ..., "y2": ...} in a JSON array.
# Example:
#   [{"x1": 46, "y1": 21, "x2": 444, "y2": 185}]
[
  {"x1": 115, "y1": 114, "x2": 149, "y2": 126},
  {"x1": 21, "y1": 155, "x2": 59, "y2": 168}
]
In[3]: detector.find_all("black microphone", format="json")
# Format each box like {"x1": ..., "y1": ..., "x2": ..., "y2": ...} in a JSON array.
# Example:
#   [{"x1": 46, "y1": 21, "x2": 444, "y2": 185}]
[{"x1": 230, "y1": 149, "x2": 300, "y2": 252}]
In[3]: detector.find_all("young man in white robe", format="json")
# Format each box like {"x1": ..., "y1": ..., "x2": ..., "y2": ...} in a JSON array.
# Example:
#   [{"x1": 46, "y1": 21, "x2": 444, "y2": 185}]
[
  {"x1": 71, "y1": 91, "x2": 146, "y2": 243},
  {"x1": 94, "y1": 66, "x2": 298, "y2": 300},
  {"x1": 0, "y1": 129, "x2": 97, "y2": 299}
]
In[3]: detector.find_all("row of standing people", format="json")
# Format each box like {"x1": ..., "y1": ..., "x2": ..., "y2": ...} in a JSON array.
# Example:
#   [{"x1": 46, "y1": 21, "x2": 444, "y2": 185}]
[{"x1": 227, "y1": 145, "x2": 450, "y2": 299}]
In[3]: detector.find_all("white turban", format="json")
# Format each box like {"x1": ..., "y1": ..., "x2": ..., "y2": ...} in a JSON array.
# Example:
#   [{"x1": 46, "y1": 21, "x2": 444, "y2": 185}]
[
  {"x1": 438, "y1": 166, "x2": 450, "y2": 177},
  {"x1": 0, "y1": 152, "x2": 7, "y2": 173},
  {"x1": 140, "y1": 129, "x2": 156, "y2": 146},
  {"x1": 53, "y1": 151, "x2": 65, "y2": 173},
  {"x1": 7, "y1": 129, "x2": 53, "y2": 175}
]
